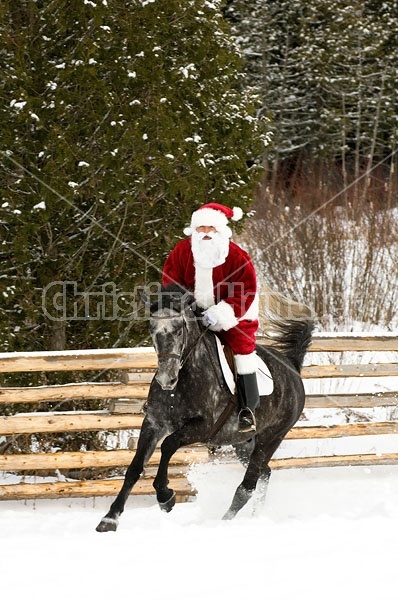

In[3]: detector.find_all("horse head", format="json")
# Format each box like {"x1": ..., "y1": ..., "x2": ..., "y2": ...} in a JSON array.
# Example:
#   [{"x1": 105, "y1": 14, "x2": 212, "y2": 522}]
[{"x1": 142, "y1": 285, "x2": 200, "y2": 391}]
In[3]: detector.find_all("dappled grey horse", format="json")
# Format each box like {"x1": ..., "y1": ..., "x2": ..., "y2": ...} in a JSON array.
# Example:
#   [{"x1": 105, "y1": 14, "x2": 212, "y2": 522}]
[{"x1": 96, "y1": 284, "x2": 313, "y2": 532}]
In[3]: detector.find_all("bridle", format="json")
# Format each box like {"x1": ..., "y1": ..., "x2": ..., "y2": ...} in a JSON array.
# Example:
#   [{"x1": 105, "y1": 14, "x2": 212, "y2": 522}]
[
  {"x1": 151, "y1": 309, "x2": 209, "y2": 369},
  {"x1": 151, "y1": 307, "x2": 231, "y2": 437}
]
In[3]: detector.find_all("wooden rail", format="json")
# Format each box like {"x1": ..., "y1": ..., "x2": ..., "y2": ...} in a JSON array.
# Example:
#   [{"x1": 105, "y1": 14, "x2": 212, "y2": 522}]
[
  {"x1": 0, "y1": 477, "x2": 196, "y2": 501},
  {"x1": 303, "y1": 363, "x2": 398, "y2": 378},
  {"x1": 0, "y1": 412, "x2": 144, "y2": 435},
  {"x1": 306, "y1": 335, "x2": 398, "y2": 352},
  {"x1": 270, "y1": 453, "x2": 398, "y2": 469},
  {"x1": 305, "y1": 391, "x2": 398, "y2": 409},
  {"x1": 1, "y1": 413, "x2": 398, "y2": 439},
  {"x1": 0, "y1": 447, "x2": 209, "y2": 471},
  {"x1": 0, "y1": 334, "x2": 397, "y2": 500},
  {"x1": 0, "y1": 382, "x2": 148, "y2": 404},
  {"x1": 0, "y1": 348, "x2": 157, "y2": 373}
]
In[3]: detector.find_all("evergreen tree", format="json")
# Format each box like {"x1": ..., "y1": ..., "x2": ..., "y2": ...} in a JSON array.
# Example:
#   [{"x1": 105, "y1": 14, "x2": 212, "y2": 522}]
[
  {"x1": 0, "y1": 0, "x2": 266, "y2": 353},
  {"x1": 226, "y1": 0, "x2": 398, "y2": 185},
  {"x1": 229, "y1": 0, "x2": 398, "y2": 334}
]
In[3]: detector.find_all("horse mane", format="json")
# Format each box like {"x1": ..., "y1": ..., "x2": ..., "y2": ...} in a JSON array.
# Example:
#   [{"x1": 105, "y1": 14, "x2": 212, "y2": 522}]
[
  {"x1": 150, "y1": 284, "x2": 196, "y2": 314},
  {"x1": 161, "y1": 283, "x2": 190, "y2": 296}
]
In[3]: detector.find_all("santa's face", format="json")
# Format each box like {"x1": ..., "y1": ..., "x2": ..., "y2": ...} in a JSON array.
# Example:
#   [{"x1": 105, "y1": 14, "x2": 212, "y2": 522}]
[
  {"x1": 196, "y1": 225, "x2": 217, "y2": 240},
  {"x1": 191, "y1": 226, "x2": 229, "y2": 268}
]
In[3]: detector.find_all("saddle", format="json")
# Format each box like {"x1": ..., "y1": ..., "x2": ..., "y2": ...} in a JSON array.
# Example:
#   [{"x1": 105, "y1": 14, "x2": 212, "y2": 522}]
[
  {"x1": 215, "y1": 337, "x2": 274, "y2": 396},
  {"x1": 206, "y1": 338, "x2": 274, "y2": 441}
]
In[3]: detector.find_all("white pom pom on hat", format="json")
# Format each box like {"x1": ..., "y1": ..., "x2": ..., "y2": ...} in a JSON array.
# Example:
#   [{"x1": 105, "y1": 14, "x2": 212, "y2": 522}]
[
  {"x1": 183, "y1": 202, "x2": 244, "y2": 237},
  {"x1": 230, "y1": 206, "x2": 243, "y2": 221}
]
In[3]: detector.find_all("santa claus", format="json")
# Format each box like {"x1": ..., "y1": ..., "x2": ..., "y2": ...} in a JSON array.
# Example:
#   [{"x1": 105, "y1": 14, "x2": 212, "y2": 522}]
[{"x1": 162, "y1": 202, "x2": 260, "y2": 432}]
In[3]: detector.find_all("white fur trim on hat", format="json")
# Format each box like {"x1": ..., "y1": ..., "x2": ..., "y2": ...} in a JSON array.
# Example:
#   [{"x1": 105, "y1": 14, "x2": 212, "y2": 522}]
[
  {"x1": 235, "y1": 352, "x2": 258, "y2": 375},
  {"x1": 191, "y1": 207, "x2": 228, "y2": 230},
  {"x1": 184, "y1": 204, "x2": 243, "y2": 236},
  {"x1": 183, "y1": 224, "x2": 232, "y2": 238}
]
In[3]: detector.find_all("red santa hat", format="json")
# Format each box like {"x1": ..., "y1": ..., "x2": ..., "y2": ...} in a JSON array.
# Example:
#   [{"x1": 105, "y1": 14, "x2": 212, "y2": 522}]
[{"x1": 183, "y1": 202, "x2": 243, "y2": 238}]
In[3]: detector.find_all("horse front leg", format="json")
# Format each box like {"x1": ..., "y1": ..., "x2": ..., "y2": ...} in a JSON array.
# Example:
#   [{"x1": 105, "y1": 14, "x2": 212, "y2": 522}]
[
  {"x1": 96, "y1": 418, "x2": 166, "y2": 532},
  {"x1": 153, "y1": 417, "x2": 203, "y2": 513}
]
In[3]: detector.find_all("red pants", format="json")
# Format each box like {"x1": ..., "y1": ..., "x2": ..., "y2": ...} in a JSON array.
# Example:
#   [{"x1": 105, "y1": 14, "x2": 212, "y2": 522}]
[{"x1": 217, "y1": 319, "x2": 258, "y2": 355}]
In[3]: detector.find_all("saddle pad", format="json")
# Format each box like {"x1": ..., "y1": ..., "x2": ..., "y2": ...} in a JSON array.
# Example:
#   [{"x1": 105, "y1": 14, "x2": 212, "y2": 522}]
[{"x1": 215, "y1": 337, "x2": 274, "y2": 396}]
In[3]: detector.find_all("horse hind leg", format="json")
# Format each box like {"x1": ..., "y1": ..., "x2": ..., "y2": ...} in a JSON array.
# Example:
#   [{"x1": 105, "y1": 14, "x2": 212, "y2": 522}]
[
  {"x1": 222, "y1": 436, "x2": 282, "y2": 520},
  {"x1": 251, "y1": 469, "x2": 271, "y2": 515},
  {"x1": 233, "y1": 438, "x2": 255, "y2": 467},
  {"x1": 222, "y1": 482, "x2": 258, "y2": 520},
  {"x1": 222, "y1": 468, "x2": 272, "y2": 521}
]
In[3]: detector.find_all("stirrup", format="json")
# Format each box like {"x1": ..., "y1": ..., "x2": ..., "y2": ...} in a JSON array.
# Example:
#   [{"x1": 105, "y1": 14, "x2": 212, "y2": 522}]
[{"x1": 238, "y1": 408, "x2": 256, "y2": 433}]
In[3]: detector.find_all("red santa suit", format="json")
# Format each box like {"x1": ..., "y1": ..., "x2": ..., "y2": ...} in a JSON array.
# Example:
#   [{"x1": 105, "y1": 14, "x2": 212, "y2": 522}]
[{"x1": 162, "y1": 203, "x2": 259, "y2": 363}]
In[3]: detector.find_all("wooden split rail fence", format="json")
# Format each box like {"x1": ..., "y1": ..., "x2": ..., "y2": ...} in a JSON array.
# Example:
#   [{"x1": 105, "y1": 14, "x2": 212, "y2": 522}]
[{"x1": 0, "y1": 334, "x2": 397, "y2": 501}]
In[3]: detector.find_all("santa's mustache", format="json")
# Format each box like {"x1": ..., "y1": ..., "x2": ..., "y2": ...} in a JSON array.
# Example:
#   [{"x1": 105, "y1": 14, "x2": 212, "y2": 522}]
[{"x1": 196, "y1": 231, "x2": 217, "y2": 240}]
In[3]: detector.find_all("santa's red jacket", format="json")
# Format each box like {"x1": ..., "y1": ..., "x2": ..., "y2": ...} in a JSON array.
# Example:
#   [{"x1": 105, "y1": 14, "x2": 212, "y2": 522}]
[{"x1": 162, "y1": 238, "x2": 258, "y2": 334}]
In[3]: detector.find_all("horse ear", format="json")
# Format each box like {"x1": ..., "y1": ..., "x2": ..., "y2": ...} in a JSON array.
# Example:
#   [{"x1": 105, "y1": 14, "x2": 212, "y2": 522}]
[
  {"x1": 137, "y1": 287, "x2": 151, "y2": 307},
  {"x1": 183, "y1": 294, "x2": 200, "y2": 318},
  {"x1": 182, "y1": 292, "x2": 196, "y2": 311}
]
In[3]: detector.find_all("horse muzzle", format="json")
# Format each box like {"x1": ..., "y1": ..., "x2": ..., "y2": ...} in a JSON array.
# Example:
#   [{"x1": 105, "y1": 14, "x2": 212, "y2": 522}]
[
  {"x1": 155, "y1": 353, "x2": 181, "y2": 390},
  {"x1": 155, "y1": 372, "x2": 178, "y2": 390}
]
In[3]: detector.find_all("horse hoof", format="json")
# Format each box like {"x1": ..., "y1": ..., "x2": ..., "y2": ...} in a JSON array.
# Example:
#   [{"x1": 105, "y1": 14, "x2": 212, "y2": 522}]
[
  {"x1": 96, "y1": 517, "x2": 119, "y2": 532},
  {"x1": 159, "y1": 491, "x2": 176, "y2": 513},
  {"x1": 221, "y1": 510, "x2": 235, "y2": 520}
]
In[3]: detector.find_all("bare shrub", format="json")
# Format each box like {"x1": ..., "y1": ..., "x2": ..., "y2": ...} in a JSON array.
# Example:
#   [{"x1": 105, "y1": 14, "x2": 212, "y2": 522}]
[{"x1": 240, "y1": 165, "x2": 398, "y2": 331}]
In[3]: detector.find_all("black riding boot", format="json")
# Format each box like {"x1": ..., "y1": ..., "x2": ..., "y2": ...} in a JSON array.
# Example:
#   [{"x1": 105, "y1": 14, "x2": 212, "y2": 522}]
[{"x1": 237, "y1": 373, "x2": 260, "y2": 433}]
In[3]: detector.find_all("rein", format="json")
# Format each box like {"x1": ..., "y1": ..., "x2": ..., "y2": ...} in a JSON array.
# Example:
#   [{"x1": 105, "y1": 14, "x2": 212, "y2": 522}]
[
  {"x1": 152, "y1": 308, "x2": 238, "y2": 441},
  {"x1": 180, "y1": 322, "x2": 210, "y2": 368},
  {"x1": 152, "y1": 311, "x2": 210, "y2": 368}
]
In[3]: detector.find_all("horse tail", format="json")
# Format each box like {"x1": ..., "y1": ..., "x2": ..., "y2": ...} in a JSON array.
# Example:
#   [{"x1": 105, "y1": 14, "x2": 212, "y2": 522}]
[
  {"x1": 257, "y1": 279, "x2": 315, "y2": 372},
  {"x1": 263, "y1": 316, "x2": 314, "y2": 372}
]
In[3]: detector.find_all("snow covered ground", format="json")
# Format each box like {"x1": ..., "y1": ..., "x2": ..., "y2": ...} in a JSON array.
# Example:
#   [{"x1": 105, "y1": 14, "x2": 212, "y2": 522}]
[
  {"x1": 2, "y1": 461, "x2": 398, "y2": 600},
  {"x1": 2, "y1": 338, "x2": 397, "y2": 598}
]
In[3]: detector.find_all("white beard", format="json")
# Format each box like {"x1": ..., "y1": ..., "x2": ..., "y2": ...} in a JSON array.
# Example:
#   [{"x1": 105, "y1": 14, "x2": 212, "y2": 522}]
[{"x1": 191, "y1": 230, "x2": 229, "y2": 269}]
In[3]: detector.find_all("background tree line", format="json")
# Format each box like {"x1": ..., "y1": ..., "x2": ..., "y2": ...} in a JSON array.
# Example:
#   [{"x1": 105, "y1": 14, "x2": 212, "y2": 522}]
[
  {"x1": 3, "y1": 0, "x2": 397, "y2": 355},
  {"x1": 225, "y1": 0, "x2": 398, "y2": 331},
  {"x1": 226, "y1": 0, "x2": 398, "y2": 192},
  {"x1": 0, "y1": 0, "x2": 265, "y2": 358}
]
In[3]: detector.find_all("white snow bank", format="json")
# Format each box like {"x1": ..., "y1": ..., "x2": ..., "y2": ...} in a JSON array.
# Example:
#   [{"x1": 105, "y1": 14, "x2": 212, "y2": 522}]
[{"x1": 2, "y1": 462, "x2": 398, "y2": 600}]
